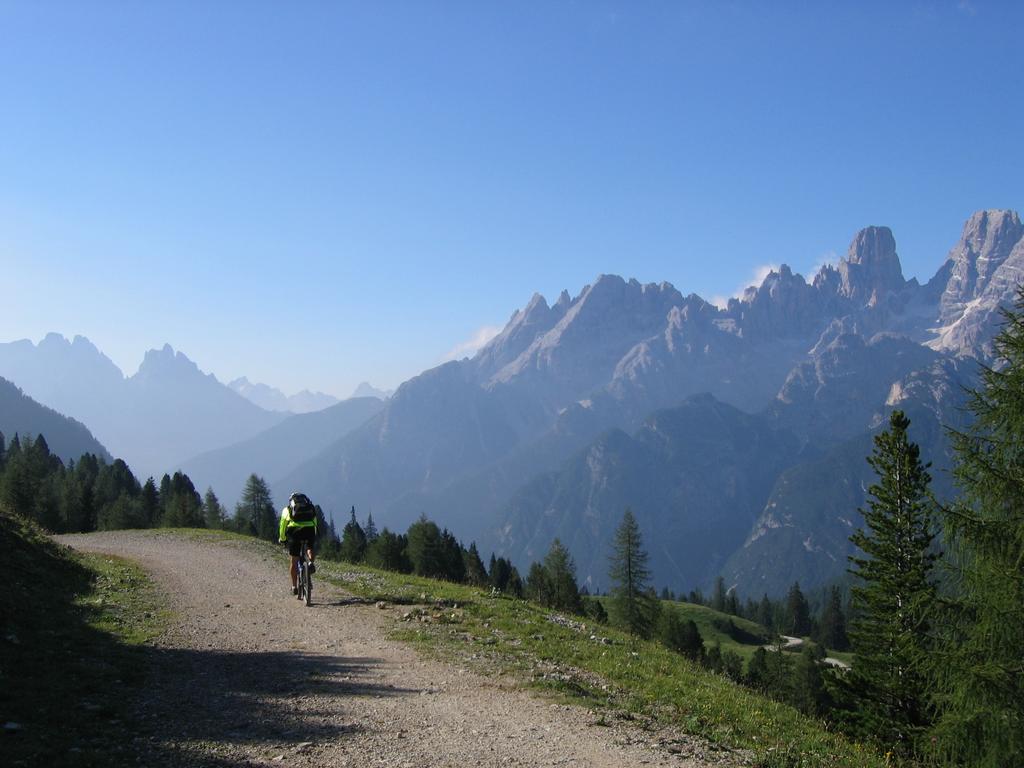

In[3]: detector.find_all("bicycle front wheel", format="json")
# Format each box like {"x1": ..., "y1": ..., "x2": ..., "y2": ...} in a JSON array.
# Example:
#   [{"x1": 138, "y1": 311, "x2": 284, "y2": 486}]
[{"x1": 304, "y1": 564, "x2": 312, "y2": 606}]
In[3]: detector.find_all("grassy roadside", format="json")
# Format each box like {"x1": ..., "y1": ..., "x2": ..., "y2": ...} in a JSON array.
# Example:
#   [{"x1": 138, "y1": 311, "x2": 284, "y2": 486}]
[
  {"x1": 306, "y1": 557, "x2": 884, "y2": 768},
  {"x1": 0, "y1": 510, "x2": 169, "y2": 767}
]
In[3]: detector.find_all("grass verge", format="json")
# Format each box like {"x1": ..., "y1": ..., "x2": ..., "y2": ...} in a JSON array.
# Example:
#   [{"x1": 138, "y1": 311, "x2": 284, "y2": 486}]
[
  {"x1": 309, "y1": 557, "x2": 884, "y2": 768},
  {"x1": 0, "y1": 510, "x2": 169, "y2": 767}
]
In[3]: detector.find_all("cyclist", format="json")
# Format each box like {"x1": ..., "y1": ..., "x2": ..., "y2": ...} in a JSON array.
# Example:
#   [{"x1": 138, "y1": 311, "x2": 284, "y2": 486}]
[{"x1": 278, "y1": 492, "x2": 318, "y2": 595}]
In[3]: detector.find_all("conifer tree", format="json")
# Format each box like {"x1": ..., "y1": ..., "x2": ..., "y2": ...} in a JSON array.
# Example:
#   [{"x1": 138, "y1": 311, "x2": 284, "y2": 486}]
[
  {"x1": 583, "y1": 597, "x2": 608, "y2": 624},
  {"x1": 817, "y1": 585, "x2": 850, "y2": 651},
  {"x1": 711, "y1": 576, "x2": 727, "y2": 612},
  {"x1": 364, "y1": 512, "x2": 378, "y2": 542},
  {"x1": 846, "y1": 409, "x2": 937, "y2": 757},
  {"x1": 608, "y1": 508, "x2": 659, "y2": 638},
  {"x1": 462, "y1": 542, "x2": 488, "y2": 586},
  {"x1": 721, "y1": 649, "x2": 744, "y2": 682},
  {"x1": 792, "y1": 646, "x2": 830, "y2": 717},
  {"x1": 365, "y1": 528, "x2": 410, "y2": 572},
  {"x1": 203, "y1": 487, "x2": 225, "y2": 529},
  {"x1": 505, "y1": 565, "x2": 524, "y2": 598},
  {"x1": 704, "y1": 642, "x2": 723, "y2": 674},
  {"x1": 660, "y1": 612, "x2": 704, "y2": 661},
  {"x1": 756, "y1": 593, "x2": 775, "y2": 631},
  {"x1": 340, "y1": 506, "x2": 368, "y2": 562},
  {"x1": 746, "y1": 647, "x2": 770, "y2": 691},
  {"x1": 439, "y1": 529, "x2": 466, "y2": 582},
  {"x1": 931, "y1": 288, "x2": 1024, "y2": 767},
  {"x1": 235, "y1": 474, "x2": 275, "y2": 540},
  {"x1": 525, "y1": 561, "x2": 550, "y2": 605},
  {"x1": 140, "y1": 478, "x2": 159, "y2": 528},
  {"x1": 543, "y1": 538, "x2": 583, "y2": 613},
  {"x1": 785, "y1": 581, "x2": 812, "y2": 637},
  {"x1": 406, "y1": 515, "x2": 445, "y2": 578}
]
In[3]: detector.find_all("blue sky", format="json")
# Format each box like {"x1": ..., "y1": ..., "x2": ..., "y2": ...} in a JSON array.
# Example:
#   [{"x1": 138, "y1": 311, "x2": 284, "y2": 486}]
[{"x1": 2, "y1": 1, "x2": 1021, "y2": 396}]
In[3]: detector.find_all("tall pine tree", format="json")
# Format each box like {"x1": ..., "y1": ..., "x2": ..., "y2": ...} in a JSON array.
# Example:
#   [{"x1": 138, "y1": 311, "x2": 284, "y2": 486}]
[
  {"x1": 234, "y1": 474, "x2": 276, "y2": 541},
  {"x1": 931, "y1": 288, "x2": 1024, "y2": 767},
  {"x1": 608, "y1": 508, "x2": 659, "y2": 638},
  {"x1": 846, "y1": 409, "x2": 937, "y2": 758}
]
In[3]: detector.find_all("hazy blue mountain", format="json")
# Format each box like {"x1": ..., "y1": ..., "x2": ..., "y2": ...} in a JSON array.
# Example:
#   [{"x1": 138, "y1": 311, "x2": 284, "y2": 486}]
[
  {"x1": 276, "y1": 209, "x2": 1020, "y2": 596},
  {"x1": 720, "y1": 357, "x2": 972, "y2": 597},
  {"x1": 0, "y1": 339, "x2": 285, "y2": 480},
  {"x1": 496, "y1": 394, "x2": 801, "y2": 592},
  {"x1": 178, "y1": 396, "x2": 385, "y2": 509},
  {"x1": 6, "y1": 209, "x2": 1017, "y2": 597},
  {"x1": 228, "y1": 376, "x2": 341, "y2": 413},
  {"x1": 0, "y1": 376, "x2": 112, "y2": 464},
  {"x1": 273, "y1": 360, "x2": 552, "y2": 530},
  {"x1": 350, "y1": 382, "x2": 393, "y2": 400}
]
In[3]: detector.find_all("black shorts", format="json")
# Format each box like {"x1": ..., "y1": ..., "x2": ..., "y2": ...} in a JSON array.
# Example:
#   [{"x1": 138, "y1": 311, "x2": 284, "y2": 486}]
[{"x1": 286, "y1": 526, "x2": 316, "y2": 557}]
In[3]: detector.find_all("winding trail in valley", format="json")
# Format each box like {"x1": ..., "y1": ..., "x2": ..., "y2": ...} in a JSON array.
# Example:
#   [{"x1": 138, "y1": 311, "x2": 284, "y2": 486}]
[{"x1": 59, "y1": 531, "x2": 746, "y2": 768}]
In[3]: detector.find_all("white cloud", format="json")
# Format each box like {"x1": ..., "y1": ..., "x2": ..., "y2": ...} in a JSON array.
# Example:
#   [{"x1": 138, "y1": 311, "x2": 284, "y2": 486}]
[
  {"x1": 442, "y1": 324, "x2": 502, "y2": 362},
  {"x1": 745, "y1": 264, "x2": 779, "y2": 293},
  {"x1": 708, "y1": 263, "x2": 780, "y2": 308}
]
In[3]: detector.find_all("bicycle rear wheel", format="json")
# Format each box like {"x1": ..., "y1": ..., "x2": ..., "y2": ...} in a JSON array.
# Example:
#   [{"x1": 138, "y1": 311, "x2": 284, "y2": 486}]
[{"x1": 304, "y1": 563, "x2": 312, "y2": 606}]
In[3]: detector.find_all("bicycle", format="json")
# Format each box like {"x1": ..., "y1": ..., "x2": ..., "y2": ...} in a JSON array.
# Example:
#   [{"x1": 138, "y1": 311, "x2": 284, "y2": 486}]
[{"x1": 296, "y1": 545, "x2": 313, "y2": 606}]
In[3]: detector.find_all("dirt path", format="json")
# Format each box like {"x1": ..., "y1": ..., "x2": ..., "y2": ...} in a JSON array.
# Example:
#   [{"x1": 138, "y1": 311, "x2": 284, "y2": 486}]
[{"x1": 60, "y1": 531, "x2": 741, "y2": 768}]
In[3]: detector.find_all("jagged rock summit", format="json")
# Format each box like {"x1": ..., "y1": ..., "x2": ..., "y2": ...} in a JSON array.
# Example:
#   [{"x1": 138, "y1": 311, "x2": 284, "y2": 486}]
[{"x1": 276, "y1": 208, "x2": 1024, "y2": 599}]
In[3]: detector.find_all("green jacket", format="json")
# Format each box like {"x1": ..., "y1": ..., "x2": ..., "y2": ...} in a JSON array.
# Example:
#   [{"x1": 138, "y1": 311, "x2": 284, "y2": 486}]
[{"x1": 278, "y1": 506, "x2": 317, "y2": 542}]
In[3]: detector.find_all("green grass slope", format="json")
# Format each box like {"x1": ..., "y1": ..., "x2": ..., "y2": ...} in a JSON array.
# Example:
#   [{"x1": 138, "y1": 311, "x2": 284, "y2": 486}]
[
  {"x1": 0, "y1": 508, "x2": 166, "y2": 767},
  {"x1": 305, "y1": 553, "x2": 883, "y2": 768}
]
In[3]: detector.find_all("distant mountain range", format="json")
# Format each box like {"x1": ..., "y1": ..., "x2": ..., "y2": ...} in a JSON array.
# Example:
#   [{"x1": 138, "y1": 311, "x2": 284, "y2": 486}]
[
  {"x1": 272, "y1": 209, "x2": 1024, "y2": 596},
  {"x1": 178, "y1": 396, "x2": 385, "y2": 510},
  {"x1": 0, "y1": 376, "x2": 112, "y2": 464},
  {"x1": 228, "y1": 377, "x2": 341, "y2": 414},
  {"x1": 350, "y1": 382, "x2": 393, "y2": 401},
  {"x1": 0, "y1": 339, "x2": 285, "y2": 480},
  {"x1": 3, "y1": 209, "x2": 1020, "y2": 597}
]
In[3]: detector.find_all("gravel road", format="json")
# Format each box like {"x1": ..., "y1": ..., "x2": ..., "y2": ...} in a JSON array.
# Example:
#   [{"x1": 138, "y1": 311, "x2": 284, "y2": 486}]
[{"x1": 60, "y1": 531, "x2": 744, "y2": 768}]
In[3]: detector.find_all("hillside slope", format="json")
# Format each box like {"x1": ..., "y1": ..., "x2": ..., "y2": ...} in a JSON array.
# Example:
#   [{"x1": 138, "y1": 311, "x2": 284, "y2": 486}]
[{"x1": 0, "y1": 376, "x2": 112, "y2": 463}]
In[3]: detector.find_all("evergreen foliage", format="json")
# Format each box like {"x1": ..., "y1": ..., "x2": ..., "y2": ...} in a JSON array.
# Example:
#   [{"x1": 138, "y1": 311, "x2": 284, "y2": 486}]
[
  {"x1": 816, "y1": 585, "x2": 850, "y2": 651},
  {"x1": 846, "y1": 409, "x2": 938, "y2": 757},
  {"x1": 406, "y1": 515, "x2": 465, "y2": 580},
  {"x1": 202, "y1": 487, "x2": 226, "y2": 530},
  {"x1": 0, "y1": 434, "x2": 211, "y2": 535},
  {"x1": 784, "y1": 581, "x2": 812, "y2": 637},
  {"x1": 583, "y1": 596, "x2": 608, "y2": 624},
  {"x1": 544, "y1": 539, "x2": 583, "y2": 613},
  {"x1": 931, "y1": 288, "x2": 1024, "y2": 767},
  {"x1": 364, "y1": 511, "x2": 378, "y2": 542},
  {"x1": 792, "y1": 646, "x2": 830, "y2": 717},
  {"x1": 340, "y1": 506, "x2": 368, "y2": 562},
  {"x1": 315, "y1": 506, "x2": 340, "y2": 558},
  {"x1": 462, "y1": 542, "x2": 488, "y2": 587},
  {"x1": 365, "y1": 528, "x2": 411, "y2": 572},
  {"x1": 721, "y1": 649, "x2": 745, "y2": 682},
  {"x1": 234, "y1": 474, "x2": 275, "y2": 540},
  {"x1": 745, "y1": 647, "x2": 770, "y2": 691},
  {"x1": 659, "y1": 611, "x2": 704, "y2": 661},
  {"x1": 711, "y1": 576, "x2": 727, "y2": 612},
  {"x1": 608, "y1": 508, "x2": 659, "y2": 638}
]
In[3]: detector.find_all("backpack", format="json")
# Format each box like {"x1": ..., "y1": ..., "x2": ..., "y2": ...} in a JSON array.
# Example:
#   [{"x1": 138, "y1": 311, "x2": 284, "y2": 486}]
[{"x1": 290, "y1": 493, "x2": 316, "y2": 523}]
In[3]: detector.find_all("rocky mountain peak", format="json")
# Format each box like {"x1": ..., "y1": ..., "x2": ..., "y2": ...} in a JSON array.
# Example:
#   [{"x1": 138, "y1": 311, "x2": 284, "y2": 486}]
[
  {"x1": 835, "y1": 226, "x2": 904, "y2": 304},
  {"x1": 136, "y1": 344, "x2": 203, "y2": 380},
  {"x1": 938, "y1": 209, "x2": 1024, "y2": 323}
]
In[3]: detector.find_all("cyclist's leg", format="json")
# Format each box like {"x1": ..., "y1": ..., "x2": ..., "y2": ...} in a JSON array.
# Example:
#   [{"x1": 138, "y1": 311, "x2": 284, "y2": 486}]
[
  {"x1": 305, "y1": 527, "x2": 316, "y2": 571},
  {"x1": 287, "y1": 532, "x2": 301, "y2": 588}
]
